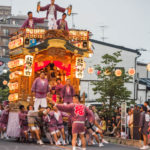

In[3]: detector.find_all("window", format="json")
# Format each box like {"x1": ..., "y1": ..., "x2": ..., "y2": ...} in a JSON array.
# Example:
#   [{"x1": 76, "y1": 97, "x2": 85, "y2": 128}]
[
  {"x1": 2, "y1": 38, "x2": 9, "y2": 45},
  {"x1": 3, "y1": 29, "x2": 9, "y2": 36},
  {"x1": 12, "y1": 20, "x2": 16, "y2": 25}
]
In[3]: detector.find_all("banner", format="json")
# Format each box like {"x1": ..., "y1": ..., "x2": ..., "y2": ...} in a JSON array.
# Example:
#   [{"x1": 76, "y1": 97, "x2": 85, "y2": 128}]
[{"x1": 24, "y1": 55, "x2": 34, "y2": 76}]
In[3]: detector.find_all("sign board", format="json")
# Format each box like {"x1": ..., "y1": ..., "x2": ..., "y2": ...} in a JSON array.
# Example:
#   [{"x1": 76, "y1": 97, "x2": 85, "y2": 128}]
[
  {"x1": 24, "y1": 55, "x2": 34, "y2": 76},
  {"x1": 76, "y1": 57, "x2": 84, "y2": 78},
  {"x1": 25, "y1": 28, "x2": 45, "y2": 39},
  {"x1": 8, "y1": 37, "x2": 24, "y2": 50},
  {"x1": 8, "y1": 59, "x2": 24, "y2": 69}
]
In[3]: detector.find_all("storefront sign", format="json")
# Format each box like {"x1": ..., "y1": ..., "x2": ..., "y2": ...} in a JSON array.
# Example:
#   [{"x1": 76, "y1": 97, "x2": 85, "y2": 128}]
[
  {"x1": 8, "y1": 93, "x2": 19, "y2": 101},
  {"x1": 8, "y1": 59, "x2": 24, "y2": 69},
  {"x1": 24, "y1": 55, "x2": 34, "y2": 76},
  {"x1": 25, "y1": 28, "x2": 45, "y2": 39},
  {"x1": 76, "y1": 57, "x2": 84, "y2": 78},
  {"x1": 8, "y1": 37, "x2": 24, "y2": 50}
]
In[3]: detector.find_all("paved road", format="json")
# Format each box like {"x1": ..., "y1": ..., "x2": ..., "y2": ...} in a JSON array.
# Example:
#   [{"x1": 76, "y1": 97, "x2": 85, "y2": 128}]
[{"x1": 0, "y1": 140, "x2": 139, "y2": 150}]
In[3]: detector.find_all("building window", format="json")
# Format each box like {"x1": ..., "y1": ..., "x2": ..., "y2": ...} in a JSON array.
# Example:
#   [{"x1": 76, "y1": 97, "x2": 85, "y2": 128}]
[
  {"x1": 2, "y1": 38, "x2": 9, "y2": 45},
  {"x1": 3, "y1": 29, "x2": 9, "y2": 36},
  {"x1": 12, "y1": 20, "x2": 16, "y2": 25}
]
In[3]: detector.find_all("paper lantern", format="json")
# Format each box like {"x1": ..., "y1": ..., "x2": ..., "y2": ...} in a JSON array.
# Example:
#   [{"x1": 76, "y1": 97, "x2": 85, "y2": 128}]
[
  {"x1": 115, "y1": 69, "x2": 122, "y2": 77},
  {"x1": 104, "y1": 70, "x2": 111, "y2": 76},
  {"x1": 3, "y1": 80, "x2": 7, "y2": 85},
  {"x1": 89, "y1": 53, "x2": 93, "y2": 58},
  {"x1": 147, "y1": 64, "x2": 150, "y2": 71},
  {"x1": 97, "y1": 70, "x2": 101, "y2": 76},
  {"x1": 8, "y1": 93, "x2": 18, "y2": 101},
  {"x1": 128, "y1": 68, "x2": 135, "y2": 76},
  {"x1": 88, "y1": 67, "x2": 94, "y2": 74}
]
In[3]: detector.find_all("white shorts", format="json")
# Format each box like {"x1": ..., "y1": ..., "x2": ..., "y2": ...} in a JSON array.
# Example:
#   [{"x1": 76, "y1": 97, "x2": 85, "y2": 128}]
[
  {"x1": 31, "y1": 126, "x2": 39, "y2": 131},
  {"x1": 34, "y1": 98, "x2": 47, "y2": 111},
  {"x1": 48, "y1": 15, "x2": 57, "y2": 30}
]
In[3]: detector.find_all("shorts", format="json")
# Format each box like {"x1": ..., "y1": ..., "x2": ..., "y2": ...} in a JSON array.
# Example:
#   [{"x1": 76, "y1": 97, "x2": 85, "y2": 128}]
[
  {"x1": 30, "y1": 126, "x2": 39, "y2": 131},
  {"x1": 57, "y1": 124, "x2": 64, "y2": 130},
  {"x1": 72, "y1": 123, "x2": 85, "y2": 135},
  {"x1": 49, "y1": 126, "x2": 59, "y2": 135},
  {"x1": 34, "y1": 98, "x2": 47, "y2": 111},
  {"x1": 0, "y1": 123, "x2": 7, "y2": 130}
]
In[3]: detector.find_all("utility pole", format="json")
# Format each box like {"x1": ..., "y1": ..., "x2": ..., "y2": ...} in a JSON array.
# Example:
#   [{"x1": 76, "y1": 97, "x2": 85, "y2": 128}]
[
  {"x1": 71, "y1": 12, "x2": 78, "y2": 29},
  {"x1": 99, "y1": 25, "x2": 108, "y2": 42}
]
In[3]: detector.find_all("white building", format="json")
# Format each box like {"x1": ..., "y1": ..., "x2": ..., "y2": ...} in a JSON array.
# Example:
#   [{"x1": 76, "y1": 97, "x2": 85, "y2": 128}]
[
  {"x1": 80, "y1": 39, "x2": 141, "y2": 105},
  {"x1": 136, "y1": 62, "x2": 150, "y2": 104}
]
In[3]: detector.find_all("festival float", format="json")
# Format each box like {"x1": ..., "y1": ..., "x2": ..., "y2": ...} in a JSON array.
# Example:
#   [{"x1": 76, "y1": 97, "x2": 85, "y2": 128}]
[{"x1": 6, "y1": 25, "x2": 93, "y2": 137}]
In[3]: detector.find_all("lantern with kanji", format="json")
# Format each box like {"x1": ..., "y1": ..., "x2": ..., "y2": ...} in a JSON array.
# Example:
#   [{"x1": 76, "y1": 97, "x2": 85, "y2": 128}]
[
  {"x1": 88, "y1": 67, "x2": 94, "y2": 74},
  {"x1": 115, "y1": 69, "x2": 122, "y2": 77},
  {"x1": 128, "y1": 68, "x2": 135, "y2": 76},
  {"x1": 3, "y1": 80, "x2": 7, "y2": 85},
  {"x1": 147, "y1": 64, "x2": 150, "y2": 71}
]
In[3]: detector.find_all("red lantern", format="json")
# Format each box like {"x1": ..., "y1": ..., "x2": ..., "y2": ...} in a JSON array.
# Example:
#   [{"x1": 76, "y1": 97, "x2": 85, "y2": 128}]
[
  {"x1": 115, "y1": 69, "x2": 122, "y2": 77},
  {"x1": 97, "y1": 70, "x2": 101, "y2": 76},
  {"x1": 3, "y1": 80, "x2": 7, "y2": 85},
  {"x1": 128, "y1": 68, "x2": 135, "y2": 76}
]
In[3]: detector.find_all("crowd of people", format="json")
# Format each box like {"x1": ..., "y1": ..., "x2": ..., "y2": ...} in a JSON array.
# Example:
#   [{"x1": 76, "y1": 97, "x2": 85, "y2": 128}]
[
  {"x1": 0, "y1": 72, "x2": 109, "y2": 150},
  {"x1": 0, "y1": 71, "x2": 150, "y2": 150}
]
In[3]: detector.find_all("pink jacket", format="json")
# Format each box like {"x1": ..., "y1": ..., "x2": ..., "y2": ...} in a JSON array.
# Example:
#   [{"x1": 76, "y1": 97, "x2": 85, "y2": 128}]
[
  {"x1": 56, "y1": 103, "x2": 94, "y2": 123},
  {"x1": 40, "y1": 4, "x2": 65, "y2": 19}
]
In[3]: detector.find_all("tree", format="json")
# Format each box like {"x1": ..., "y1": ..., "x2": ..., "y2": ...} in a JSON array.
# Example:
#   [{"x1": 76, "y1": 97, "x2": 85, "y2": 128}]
[
  {"x1": 92, "y1": 51, "x2": 133, "y2": 118},
  {"x1": 0, "y1": 71, "x2": 10, "y2": 103}
]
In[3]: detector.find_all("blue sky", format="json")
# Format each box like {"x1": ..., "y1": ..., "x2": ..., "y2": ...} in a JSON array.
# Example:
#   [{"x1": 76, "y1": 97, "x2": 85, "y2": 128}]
[{"x1": 1, "y1": 0, "x2": 150, "y2": 63}]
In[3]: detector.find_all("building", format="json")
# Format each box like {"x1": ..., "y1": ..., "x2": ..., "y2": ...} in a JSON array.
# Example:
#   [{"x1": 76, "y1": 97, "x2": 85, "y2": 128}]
[
  {"x1": 80, "y1": 39, "x2": 141, "y2": 105},
  {"x1": 136, "y1": 62, "x2": 150, "y2": 104},
  {"x1": 0, "y1": 6, "x2": 11, "y2": 18},
  {"x1": 0, "y1": 6, "x2": 48, "y2": 58}
]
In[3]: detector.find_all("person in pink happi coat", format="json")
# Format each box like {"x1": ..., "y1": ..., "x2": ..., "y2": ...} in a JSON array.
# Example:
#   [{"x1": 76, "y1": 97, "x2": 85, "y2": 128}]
[
  {"x1": 53, "y1": 105, "x2": 69, "y2": 145},
  {"x1": 48, "y1": 95, "x2": 94, "y2": 150},
  {"x1": 43, "y1": 107, "x2": 60, "y2": 146}
]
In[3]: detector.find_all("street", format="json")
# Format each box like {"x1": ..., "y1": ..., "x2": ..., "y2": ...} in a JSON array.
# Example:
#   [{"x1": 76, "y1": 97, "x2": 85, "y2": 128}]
[{"x1": 0, "y1": 140, "x2": 139, "y2": 150}]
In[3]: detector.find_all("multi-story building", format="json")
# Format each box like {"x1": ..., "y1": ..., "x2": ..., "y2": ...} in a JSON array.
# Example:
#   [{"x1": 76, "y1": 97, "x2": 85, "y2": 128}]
[{"x1": 0, "y1": 6, "x2": 11, "y2": 18}]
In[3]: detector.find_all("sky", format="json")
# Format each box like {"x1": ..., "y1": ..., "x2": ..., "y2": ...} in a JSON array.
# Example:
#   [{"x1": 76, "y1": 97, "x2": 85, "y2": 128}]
[{"x1": 0, "y1": 0, "x2": 150, "y2": 63}]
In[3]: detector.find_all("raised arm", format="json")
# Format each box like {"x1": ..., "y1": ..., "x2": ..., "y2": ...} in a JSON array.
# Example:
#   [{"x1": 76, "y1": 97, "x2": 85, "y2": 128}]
[
  {"x1": 34, "y1": 17, "x2": 45, "y2": 24},
  {"x1": 21, "y1": 20, "x2": 28, "y2": 29},
  {"x1": 56, "y1": 4, "x2": 66, "y2": 13},
  {"x1": 40, "y1": 4, "x2": 50, "y2": 11},
  {"x1": 56, "y1": 104, "x2": 73, "y2": 113}
]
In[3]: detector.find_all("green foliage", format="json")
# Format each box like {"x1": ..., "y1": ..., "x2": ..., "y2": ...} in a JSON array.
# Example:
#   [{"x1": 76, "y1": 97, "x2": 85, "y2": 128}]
[
  {"x1": 92, "y1": 51, "x2": 133, "y2": 118},
  {"x1": 0, "y1": 71, "x2": 10, "y2": 103}
]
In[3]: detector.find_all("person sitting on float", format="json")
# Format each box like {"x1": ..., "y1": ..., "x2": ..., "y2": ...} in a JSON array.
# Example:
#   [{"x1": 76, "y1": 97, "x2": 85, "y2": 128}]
[
  {"x1": 21, "y1": 11, "x2": 45, "y2": 29},
  {"x1": 57, "y1": 13, "x2": 69, "y2": 31}
]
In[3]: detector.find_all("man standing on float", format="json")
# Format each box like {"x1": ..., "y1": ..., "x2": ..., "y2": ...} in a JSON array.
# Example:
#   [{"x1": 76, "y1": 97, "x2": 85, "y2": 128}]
[{"x1": 38, "y1": 0, "x2": 68, "y2": 29}]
